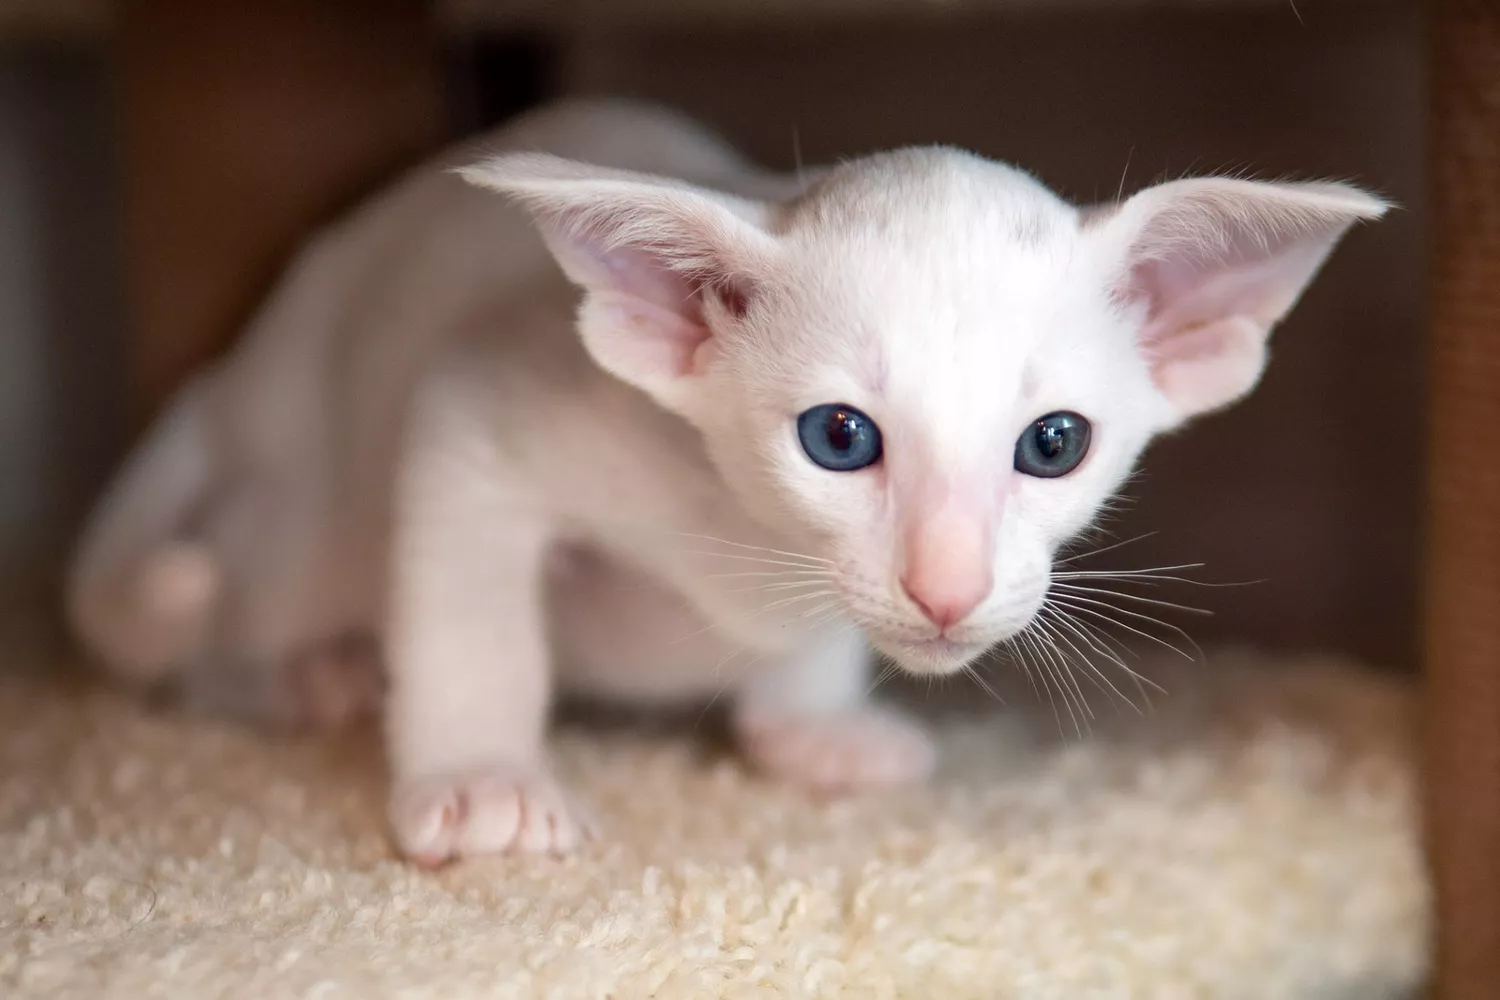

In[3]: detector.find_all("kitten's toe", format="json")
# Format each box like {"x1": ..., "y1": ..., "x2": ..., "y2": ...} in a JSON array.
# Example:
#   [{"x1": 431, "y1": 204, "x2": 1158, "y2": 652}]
[
  {"x1": 389, "y1": 765, "x2": 592, "y2": 866},
  {"x1": 735, "y1": 705, "x2": 936, "y2": 793}
]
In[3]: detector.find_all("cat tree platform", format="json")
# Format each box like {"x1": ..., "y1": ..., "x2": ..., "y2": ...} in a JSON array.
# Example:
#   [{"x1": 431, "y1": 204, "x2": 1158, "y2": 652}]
[{"x1": 0, "y1": 648, "x2": 1426, "y2": 998}]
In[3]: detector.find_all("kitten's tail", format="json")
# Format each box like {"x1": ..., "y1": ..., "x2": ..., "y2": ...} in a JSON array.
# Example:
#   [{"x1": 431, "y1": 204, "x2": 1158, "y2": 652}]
[{"x1": 66, "y1": 378, "x2": 221, "y2": 684}]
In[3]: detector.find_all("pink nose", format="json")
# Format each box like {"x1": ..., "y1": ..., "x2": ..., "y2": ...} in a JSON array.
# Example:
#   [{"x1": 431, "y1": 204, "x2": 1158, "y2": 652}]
[{"x1": 900, "y1": 570, "x2": 990, "y2": 631}]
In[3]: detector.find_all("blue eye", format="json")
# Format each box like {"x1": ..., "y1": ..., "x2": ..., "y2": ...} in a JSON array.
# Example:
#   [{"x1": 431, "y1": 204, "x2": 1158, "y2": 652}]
[
  {"x1": 797, "y1": 403, "x2": 883, "y2": 472},
  {"x1": 1014, "y1": 411, "x2": 1092, "y2": 478}
]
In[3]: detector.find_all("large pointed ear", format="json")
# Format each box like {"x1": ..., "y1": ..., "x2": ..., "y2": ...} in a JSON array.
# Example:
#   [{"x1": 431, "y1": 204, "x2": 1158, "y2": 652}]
[
  {"x1": 458, "y1": 153, "x2": 781, "y2": 405},
  {"x1": 1093, "y1": 177, "x2": 1389, "y2": 423}
]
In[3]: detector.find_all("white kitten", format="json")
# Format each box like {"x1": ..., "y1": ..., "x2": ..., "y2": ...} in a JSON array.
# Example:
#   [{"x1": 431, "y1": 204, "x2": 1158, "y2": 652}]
[{"x1": 66, "y1": 99, "x2": 1386, "y2": 864}]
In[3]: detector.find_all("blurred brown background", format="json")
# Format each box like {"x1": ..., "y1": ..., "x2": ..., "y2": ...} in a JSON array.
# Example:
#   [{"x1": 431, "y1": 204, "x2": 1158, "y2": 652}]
[{"x1": 0, "y1": 0, "x2": 1423, "y2": 668}]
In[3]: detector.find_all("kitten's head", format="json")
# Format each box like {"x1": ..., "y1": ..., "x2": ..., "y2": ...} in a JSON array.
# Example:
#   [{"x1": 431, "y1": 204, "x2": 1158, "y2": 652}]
[{"x1": 463, "y1": 145, "x2": 1386, "y2": 675}]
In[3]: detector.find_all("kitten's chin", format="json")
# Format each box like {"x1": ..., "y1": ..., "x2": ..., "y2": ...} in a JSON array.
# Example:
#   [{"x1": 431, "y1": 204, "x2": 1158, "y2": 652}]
[{"x1": 872, "y1": 635, "x2": 992, "y2": 676}]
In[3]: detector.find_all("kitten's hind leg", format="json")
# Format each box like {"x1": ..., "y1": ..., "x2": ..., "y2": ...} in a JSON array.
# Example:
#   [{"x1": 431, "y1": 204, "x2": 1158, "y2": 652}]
[
  {"x1": 291, "y1": 633, "x2": 385, "y2": 730},
  {"x1": 178, "y1": 633, "x2": 384, "y2": 732}
]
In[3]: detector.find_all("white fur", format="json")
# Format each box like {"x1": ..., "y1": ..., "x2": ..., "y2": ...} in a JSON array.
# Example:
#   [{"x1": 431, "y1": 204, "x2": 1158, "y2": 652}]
[{"x1": 66, "y1": 99, "x2": 1387, "y2": 863}]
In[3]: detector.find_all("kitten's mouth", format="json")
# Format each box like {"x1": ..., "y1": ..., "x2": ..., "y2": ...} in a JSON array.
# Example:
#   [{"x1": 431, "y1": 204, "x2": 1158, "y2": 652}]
[
  {"x1": 874, "y1": 633, "x2": 992, "y2": 676},
  {"x1": 914, "y1": 635, "x2": 988, "y2": 657}
]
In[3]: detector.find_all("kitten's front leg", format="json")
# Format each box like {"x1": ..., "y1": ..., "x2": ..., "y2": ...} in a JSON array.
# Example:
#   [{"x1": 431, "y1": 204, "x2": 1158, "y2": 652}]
[
  {"x1": 384, "y1": 385, "x2": 587, "y2": 866},
  {"x1": 733, "y1": 628, "x2": 936, "y2": 793}
]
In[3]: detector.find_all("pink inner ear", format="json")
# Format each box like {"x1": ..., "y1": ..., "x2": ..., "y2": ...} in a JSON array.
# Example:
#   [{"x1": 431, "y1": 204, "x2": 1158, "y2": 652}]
[
  {"x1": 1121, "y1": 232, "x2": 1324, "y2": 418},
  {"x1": 598, "y1": 245, "x2": 704, "y2": 315},
  {"x1": 532, "y1": 190, "x2": 766, "y2": 392},
  {"x1": 584, "y1": 242, "x2": 756, "y2": 379},
  {"x1": 1144, "y1": 315, "x2": 1267, "y2": 416},
  {"x1": 592, "y1": 296, "x2": 711, "y2": 378}
]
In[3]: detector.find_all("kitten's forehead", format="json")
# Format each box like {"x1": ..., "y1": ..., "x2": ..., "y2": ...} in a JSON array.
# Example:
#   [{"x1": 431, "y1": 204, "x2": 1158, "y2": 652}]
[
  {"x1": 781, "y1": 146, "x2": 1070, "y2": 248},
  {"x1": 766, "y1": 147, "x2": 1089, "y2": 406},
  {"x1": 745, "y1": 146, "x2": 1144, "y2": 474}
]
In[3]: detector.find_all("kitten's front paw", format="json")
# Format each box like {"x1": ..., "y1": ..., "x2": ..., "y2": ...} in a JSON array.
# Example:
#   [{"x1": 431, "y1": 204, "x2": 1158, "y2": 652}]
[
  {"x1": 389, "y1": 765, "x2": 593, "y2": 867},
  {"x1": 734, "y1": 706, "x2": 937, "y2": 794}
]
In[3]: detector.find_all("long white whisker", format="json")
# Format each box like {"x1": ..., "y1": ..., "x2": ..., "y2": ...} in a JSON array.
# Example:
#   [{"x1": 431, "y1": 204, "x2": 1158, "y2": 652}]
[
  {"x1": 1050, "y1": 582, "x2": 1212, "y2": 616},
  {"x1": 1042, "y1": 600, "x2": 1133, "y2": 672},
  {"x1": 1065, "y1": 609, "x2": 1140, "y2": 662},
  {"x1": 1038, "y1": 606, "x2": 1148, "y2": 713},
  {"x1": 1043, "y1": 601, "x2": 1165, "y2": 702},
  {"x1": 865, "y1": 657, "x2": 901, "y2": 699},
  {"x1": 1047, "y1": 594, "x2": 1199, "y2": 661},
  {"x1": 666, "y1": 532, "x2": 833, "y2": 564},
  {"x1": 964, "y1": 664, "x2": 1005, "y2": 705},
  {"x1": 757, "y1": 589, "x2": 839, "y2": 614},
  {"x1": 695, "y1": 644, "x2": 763, "y2": 730},
  {"x1": 1036, "y1": 609, "x2": 1128, "y2": 708},
  {"x1": 678, "y1": 551, "x2": 836, "y2": 571},
  {"x1": 1017, "y1": 630, "x2": 1065, "y2": 734},
  {"x1": 727, "y1": 578, "x2": 836, "y2": 596},
  {"x1": 1053, "y1": 562, "x2": 1205, "y2": 578},
  {"x1": 1059, "y1": 608, "x2": 1168, "y2": 712},
  {"x1": 1008, "y1": 632, "x2": 1056, "y2": 719},
  {"x1": 1032, "y1": 621, "x2": 1095, "y2": 727},
  {"x1": 1003, "y1": 638, "x2": 1042, "y2": 699},
  {"x1": 703, "y1": 569, "x2": 833, "y2": 580},
  {"x1": 1027, "y1": 626, "x2": 1085, "y2": 737},
  {"x1": 790, "y1": 599, "x2": 842, "y2": 624},
  {"x1": 666, "y1": 587, "x2": 837, "y2": 645},
  {"x1": 1055, "y1": 532, "x2": 1160, "y2": 565},
  {"x1": 1054, "y1": 570, "x2": 1260, "y2": 589},
  {"x1": 1049, "y1": 590, "x2": 1204, "y2": 655}
]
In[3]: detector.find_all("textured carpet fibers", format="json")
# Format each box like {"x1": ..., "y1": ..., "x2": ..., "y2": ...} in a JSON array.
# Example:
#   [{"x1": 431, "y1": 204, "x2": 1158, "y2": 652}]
[{"x1": 0, "y1": 649, "x2": 1427, "y2": 999}]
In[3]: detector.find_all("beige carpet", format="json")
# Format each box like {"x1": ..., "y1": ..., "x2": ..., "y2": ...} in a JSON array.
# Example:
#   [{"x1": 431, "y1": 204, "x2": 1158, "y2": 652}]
[{"x1": 0, "y1": 647, "x2": 1428, "y2": 999}]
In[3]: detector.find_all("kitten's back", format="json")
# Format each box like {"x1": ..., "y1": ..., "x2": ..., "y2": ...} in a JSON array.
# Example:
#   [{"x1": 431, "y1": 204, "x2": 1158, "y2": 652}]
[{"x1": 67, "y1": 99, "x2": 769, "y2": 688}]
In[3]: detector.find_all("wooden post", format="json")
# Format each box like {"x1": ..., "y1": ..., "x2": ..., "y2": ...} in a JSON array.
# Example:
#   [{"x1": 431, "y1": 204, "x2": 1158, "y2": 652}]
[
  {"x1": 1425, "y1": 1, "x2": 1500, "y2": 995},
  {"x1": 117, "y1": 0, "x2": 445, "y2": 423}
]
